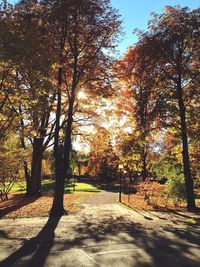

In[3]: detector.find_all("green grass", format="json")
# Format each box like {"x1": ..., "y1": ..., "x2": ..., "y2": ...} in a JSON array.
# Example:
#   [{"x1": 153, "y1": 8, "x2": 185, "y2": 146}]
[
  {"x1": 11, "y1": 182, "x2": 26, "y2": 194},
  {"x1": 71, "y1": 182, "x2": 100, "y2": 192},
  {"x1": 184, "y1": 218, "x2": 197, "y2": 225},
  {"x1": 10, "y1": 179, "x2": 101, "y2": 194}
]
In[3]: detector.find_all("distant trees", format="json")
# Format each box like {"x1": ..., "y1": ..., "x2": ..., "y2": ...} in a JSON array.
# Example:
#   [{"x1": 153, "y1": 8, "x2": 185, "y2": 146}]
[
  {"x1": 145, "y1": 6, "x2": 199, "y2": 210},
  {"x1": 114, "y1": 45, "x2": 162, "y2": 181},
  {"x1": 0, "y1": 1, "x2": 19, "y2": 141},
  {"x1": 87, "y1": 129, "x2": 119, "y2": 181}
]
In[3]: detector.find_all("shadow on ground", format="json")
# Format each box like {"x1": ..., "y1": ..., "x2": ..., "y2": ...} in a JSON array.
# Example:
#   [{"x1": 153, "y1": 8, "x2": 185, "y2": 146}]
[
  {"x1": 95, "y1": 183, "x2": 119, "y2": 192},
  {"x1": 0, "y1": 210, "x2": 199, "y2": 267},
  {"x1": 0, "y1": 216, "x2": 61, "y2": 267}
]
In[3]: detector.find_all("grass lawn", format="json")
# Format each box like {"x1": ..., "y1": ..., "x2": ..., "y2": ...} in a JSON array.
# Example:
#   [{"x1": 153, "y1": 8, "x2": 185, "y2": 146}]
[{"x1": 10, "y1": 179, "x2": 101, "y2": 194}]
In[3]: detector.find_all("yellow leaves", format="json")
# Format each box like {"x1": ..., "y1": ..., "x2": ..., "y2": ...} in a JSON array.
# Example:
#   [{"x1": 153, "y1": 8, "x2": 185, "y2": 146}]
[
  {"x1": 172, "y1": 145, "x2": 182, "y2": 155},
  {"x1": 171, "y1": 145, "x2": 183, "y2": 164},
  {"x1": 0, "y1": 114, "x2": 7, "y2": 121}
]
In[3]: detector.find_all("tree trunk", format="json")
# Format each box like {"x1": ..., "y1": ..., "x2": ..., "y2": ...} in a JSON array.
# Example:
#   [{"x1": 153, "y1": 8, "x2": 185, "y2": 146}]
[
  {"x1": 51, "y1": 91, "x2": 74, "y2": 217},
  {"x1": 77, "y1": 162, "x2": 81, "y2": 177},
  {"x1": 20, "y1": 136, "x2": 31, "y2": 195},
  {"x1": 177, "y1": 82, "x2": 196, "y2": 210},
  {"x1": 51, "y1": 47, "x2": 77, "y2": 216},
  {"x1": 63, "y1": 103, "x2": 73, "y2": 178},
  {"x1": 23, "y1": 161, "x2": 31, "y2": 195},
  {"x1": 51, "y1": 149, "x2": 65, "y2": 216},
  {"x1": 26, "y1": 137, "x2": 43, "y2": 197},
  {"x1": 141, "y1": 146, "x2": 148, "y2": 181},
  {"x1": 51, "y1": 67, "x2": 65, "y2": 216},
  {"x1": 19, "y1": 107, "x2": 31, "y2": 196}
]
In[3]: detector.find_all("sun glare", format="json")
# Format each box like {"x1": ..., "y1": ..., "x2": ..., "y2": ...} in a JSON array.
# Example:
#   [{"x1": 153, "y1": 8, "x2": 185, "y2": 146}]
[{"x1": 78, "y1": 90, "x2": 87, "y2": 100}]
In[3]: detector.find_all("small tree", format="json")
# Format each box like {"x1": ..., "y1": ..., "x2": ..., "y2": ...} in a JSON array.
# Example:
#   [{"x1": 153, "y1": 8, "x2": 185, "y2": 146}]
[{"x1": 0, "y1": 135, "x2": 25, "y2": 201}]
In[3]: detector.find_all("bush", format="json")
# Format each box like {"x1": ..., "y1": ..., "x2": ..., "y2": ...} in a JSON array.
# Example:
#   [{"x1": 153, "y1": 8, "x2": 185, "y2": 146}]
[{"x1": 164, "y1": 167, "x2": 186, "y2": 206}]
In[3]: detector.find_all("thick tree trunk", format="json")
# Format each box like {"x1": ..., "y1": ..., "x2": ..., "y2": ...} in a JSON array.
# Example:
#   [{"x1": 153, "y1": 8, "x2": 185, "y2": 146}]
[
  {"x1": 51, "y1": 67, "x2": 65, "y2": 216},
  {"x1": 20, "y1": 107, "x2": 44, "y2": 197},
  {"x1": 177, "y1": 82, "x2": 196, "y2": 210},
  {"x1": 26, "y1": 137, "x2": 43, "y2": 197},
  {"x1": 51, "y1": 150, "x2": 65, "y2": 216},
  {"x1": 51, "y1": 94, "x2": 74, "y2": 217}
]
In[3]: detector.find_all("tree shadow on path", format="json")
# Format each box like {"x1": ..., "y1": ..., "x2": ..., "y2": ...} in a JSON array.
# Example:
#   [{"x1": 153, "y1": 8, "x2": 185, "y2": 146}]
[
  {"x1": 59, "y1": 213, "x2": 200, "y2": 267},
  {"x1": 0, "y1": 209, "x2": 200, "y2": 267},
  {"x1": 0, "y1": 215, "x2": 61, "y2": 267}
]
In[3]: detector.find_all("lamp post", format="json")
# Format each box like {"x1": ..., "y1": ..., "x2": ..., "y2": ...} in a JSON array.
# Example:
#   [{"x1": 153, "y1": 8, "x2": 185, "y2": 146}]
[{"x1": 118, "y1": 164, "x2": 123, "y2": 202}]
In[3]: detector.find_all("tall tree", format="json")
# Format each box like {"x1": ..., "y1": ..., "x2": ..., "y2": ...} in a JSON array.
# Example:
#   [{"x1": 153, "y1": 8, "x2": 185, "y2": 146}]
[
  {"x1": 41, "y1": 0, "x2": 121, "y2": 216},
  {"x1": 11, "y1": 0, "x2": 55, "y2": 196},
  {"x1": 135, "y1": 6, "x2": 200, "y2": 210}
]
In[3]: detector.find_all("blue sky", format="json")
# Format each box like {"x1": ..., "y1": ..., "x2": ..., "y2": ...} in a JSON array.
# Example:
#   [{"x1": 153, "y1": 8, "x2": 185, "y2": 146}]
[
  {"x1": 111, "y1": 0, "x2": 200, "y2": 56},
  {"x1": 9, "y1": 0, "x2": 200, "y2": 56}
]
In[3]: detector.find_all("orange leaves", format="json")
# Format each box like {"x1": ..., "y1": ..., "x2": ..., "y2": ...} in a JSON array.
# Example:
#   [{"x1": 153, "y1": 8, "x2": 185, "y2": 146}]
[{"x1": 0, "y1": 193, "x2": 87, "y2": 218}]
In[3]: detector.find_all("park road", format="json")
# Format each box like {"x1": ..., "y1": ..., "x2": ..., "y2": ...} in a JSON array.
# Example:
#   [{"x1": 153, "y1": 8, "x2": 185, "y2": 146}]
[{"x1": 0, "y1": 191, "x2": 200, "y2": 267}]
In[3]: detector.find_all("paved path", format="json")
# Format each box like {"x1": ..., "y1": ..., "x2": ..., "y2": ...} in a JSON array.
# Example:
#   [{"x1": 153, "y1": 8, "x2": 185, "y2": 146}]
[
  {"x1": 0, "y1": 193, "x2": 200, "y2": 267},
  {"x1": 82, "y1": 190, "x2": 118, "y2": 205}
]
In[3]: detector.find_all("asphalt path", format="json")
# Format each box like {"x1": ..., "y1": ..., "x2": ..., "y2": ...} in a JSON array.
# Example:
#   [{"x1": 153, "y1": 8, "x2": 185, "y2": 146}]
[{"x1": 0, "y1": 191, "x2": 200, "y2": 267}]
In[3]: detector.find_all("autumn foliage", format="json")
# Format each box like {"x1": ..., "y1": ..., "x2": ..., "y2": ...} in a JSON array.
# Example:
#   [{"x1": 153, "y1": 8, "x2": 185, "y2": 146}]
[{"x1": 0, "y1": 2, "x2": 199, "y2": 215}]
